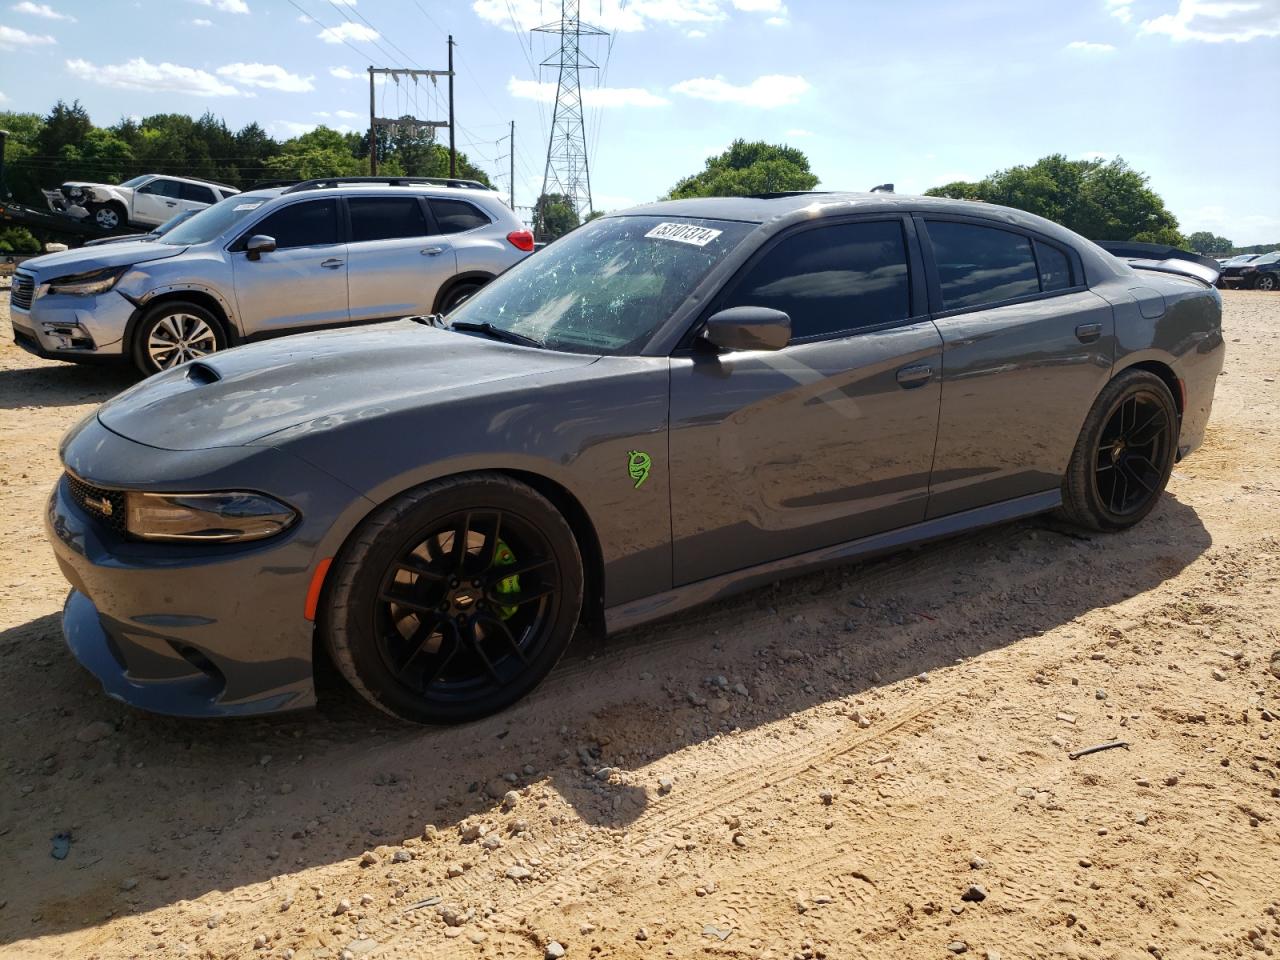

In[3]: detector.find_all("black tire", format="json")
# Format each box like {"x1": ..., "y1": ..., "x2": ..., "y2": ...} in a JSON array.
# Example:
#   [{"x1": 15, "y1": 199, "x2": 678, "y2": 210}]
[
  {"x1": 130, "y1": 300, "x2": 227, "y2": 376},
  {"x1": 1255, "y1": 273, "x2": 1277, "y2": 292},
  {"x1": 321, "y1": 473, "x2": 584, "y2": 724},
  {"x1": 89, "y1": 202, "x2": 127, "y2": 231},
  {"x1": 439, "y1": 281, "x2": 483, "y2": 313},
  {"x1": 1059, "y1": 369, "x2": 1179, "y2": 532}
]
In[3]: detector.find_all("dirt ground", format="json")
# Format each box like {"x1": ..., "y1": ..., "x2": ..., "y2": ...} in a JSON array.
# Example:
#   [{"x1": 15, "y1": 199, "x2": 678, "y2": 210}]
[{"x1": 1, "y1": 291, "x2": 1278, "y2": 960}]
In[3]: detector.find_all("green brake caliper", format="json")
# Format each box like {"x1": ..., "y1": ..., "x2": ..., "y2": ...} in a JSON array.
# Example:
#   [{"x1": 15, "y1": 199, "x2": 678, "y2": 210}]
[{"x1": 493, "y1": 540, "x2": 521, "y2": 620}]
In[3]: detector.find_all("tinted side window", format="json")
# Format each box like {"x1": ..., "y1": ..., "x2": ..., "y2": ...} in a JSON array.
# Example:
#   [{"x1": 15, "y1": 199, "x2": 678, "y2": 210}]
[
  {"x1": 180, "y1": 183, "x2": 216, "y2": 204},
  {"x1": 428, "y1": 199, "x2": 490, "y2": 234},
  {"x1": 928, "y1": 221, "x2": 1039, "y2": 310},
  {"x1": 250, "y1": 200, "x2": 340, "y2": 249},
  {"x1": 139, "y1": 179, "x2": 182, "y2": 198},
  {"x1": 721, "y1": 220, "x2": 911, "y2": 340},
  {"x1": 1035, "y1": 240, "x2": 1072, "y2": 292},
  {"x1": 348, "y1": 197, "x2": 430, "y2": 242}
]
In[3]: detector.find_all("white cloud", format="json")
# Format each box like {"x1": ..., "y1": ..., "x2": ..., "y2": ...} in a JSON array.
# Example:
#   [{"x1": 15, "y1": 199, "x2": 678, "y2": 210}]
[
  {"x1": 1140, "y1": 0, "x2": 1280, "y2": 42},
  {"x1": 318, "y1": 21, "x2": 378, "y2": 43},
  {"x1": 10, "y1": 2, "x2": 74, "y2": 21},
  {"x1": 66, "y1": 57, "x2": 242, "y2": 96},
  {"x1": 0, "y1": 24, "x2": 56, "y2": 48},
  {"x1": 217, "y1": 62, "x2": 315, "y2": 92},
  {"x1": 507, "y1": 76, "x2": 670, "y2": 107},
  {"x1": 1107, "y1": 0, "x2": 1134, "y2": 22},
  {"x1": 192, "y1": 17, "x2": 212, "y2": 26},
  {"x1": 0, "y1": 90, "x2": 8, "y2": 103},
  {"x1": 731, "y1": 0, "x2": 784, "y2": 9},
  {"x1": 330, "y1": 65, "x2": 358, "y2": 79},
  {"x1": 670, "y1": 73, "x2": 809, "y2": 108},
  {"x1": 1065, "y1": 39, "x2": 1117, "y2": 52},
  {"x1": 686, "y1": 27, "x2": 707, "y2": 37},
  {"x1": 785, "y1": 128, "x2": 813, "y2": 137},
  {"x1": 474, "y1": 0, "x2": 725, "y2": 33},
  {"x1": 192, "y1": 0, "x2": 249, "y2": 12},
  {"x1": 765, "y1": 15, "x2": 788, "y2": 25},
  {"x1": 334, "y1": 108, "x2": 359, "y2": 118}
]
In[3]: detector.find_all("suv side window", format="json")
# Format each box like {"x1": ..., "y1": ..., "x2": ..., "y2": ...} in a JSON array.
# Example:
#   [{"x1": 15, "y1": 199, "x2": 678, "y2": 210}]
[
  {"x1": 138, "y1": 179, "x2": 182, "y2": 198},
  {"x1": 719, "y1": 220, "x2": 912, "y2": 340},
  {"x1": 249, "y1": 199, "x2": 340, "y2": 249},
  {"x1": 926, "y1": 220, "x2": 1040, "y2": 310},
  {"x1": 348, "y1": 197, "x2": 430, "y2": 242},
  {"x1": 428, "y1": 198, "x2": 490, "y2": 234},
  {"x1": 180, "y1": 183, "x2": 217, "y2": 204}
]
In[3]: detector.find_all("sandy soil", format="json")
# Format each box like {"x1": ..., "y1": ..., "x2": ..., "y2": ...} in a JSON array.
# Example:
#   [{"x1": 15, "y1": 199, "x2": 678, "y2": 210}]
[{"x1": 1, "y1": 291, "x2": 1278, "y2": 960}]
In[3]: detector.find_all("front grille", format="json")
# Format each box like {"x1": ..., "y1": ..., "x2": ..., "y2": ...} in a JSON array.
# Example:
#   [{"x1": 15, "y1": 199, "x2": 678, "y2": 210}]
[
  {"x1": 10, "y1": 272, "x2": 34, "y2": 311},
  {"x1": 65, "y1": 473, "x2": 128, "y2": 535}
]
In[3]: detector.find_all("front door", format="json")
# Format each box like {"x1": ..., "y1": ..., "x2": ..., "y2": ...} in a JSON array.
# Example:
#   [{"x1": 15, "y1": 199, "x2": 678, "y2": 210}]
[
  {"x1": 344, "y1": 195, "x2": 456, "y2": 321},
  {"x1": 917, "y1": 217, "x2": 1115, "y2": 518},
  {"x1": 133, "y1": 178, "x2": 182, "y2": 226},
  {"x1": 670, "y1": 218, "x2": 944, "y2": 585},
  {"x1": 230, "y1": 198, "x2": 350, "y2": 334}
]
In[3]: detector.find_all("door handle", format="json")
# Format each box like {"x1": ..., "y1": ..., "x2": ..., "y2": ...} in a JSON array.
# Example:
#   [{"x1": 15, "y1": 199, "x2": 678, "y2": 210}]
[
  {"x1": 165, "y1": 201, "x2": 177, "y2": 207},
  {"x1": 321, "y1": 258, "x2": 345, "y2": 269},
  {"x1": 1075, "y1": 322, "x2": 1102, "y2": 344},
  {"x1": 421, "y1": 246, "x2": 446, "y2": 256},
  {"x1": 895, "y1": 363, "x2": 933, "y2": 389}
]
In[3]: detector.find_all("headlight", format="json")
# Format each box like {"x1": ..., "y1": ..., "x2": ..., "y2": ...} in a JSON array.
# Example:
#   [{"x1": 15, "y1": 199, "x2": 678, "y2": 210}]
[
  {"x1": 46, "y1": 265, "x2": 128, "y2": 296},
  {"x1": 125, "y1": 491, "x2": 297, "y2": 542}
]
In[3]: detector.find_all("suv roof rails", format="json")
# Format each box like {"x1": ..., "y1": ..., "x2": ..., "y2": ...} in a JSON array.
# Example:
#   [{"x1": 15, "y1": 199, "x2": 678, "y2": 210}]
[
  {"x1": 281, "y1": 176, "x2": 490, "y2": 194},
  {"x1": 246, "y1": 179, "x2": 300, "y2": 190},
  {"x1": 745, "y1": 190, "x2": 833, "y2": 199}
]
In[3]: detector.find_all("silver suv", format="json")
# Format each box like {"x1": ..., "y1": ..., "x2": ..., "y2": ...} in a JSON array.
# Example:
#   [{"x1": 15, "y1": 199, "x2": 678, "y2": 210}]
[{"x1": 10, "y1": 177, "x2": 534, "y2": 374}]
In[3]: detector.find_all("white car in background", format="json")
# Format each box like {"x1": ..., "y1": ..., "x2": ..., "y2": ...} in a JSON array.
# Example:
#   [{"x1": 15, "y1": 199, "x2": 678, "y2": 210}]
[{"x1": 44, "y1": 174, "x2": 240, "y2": 231}]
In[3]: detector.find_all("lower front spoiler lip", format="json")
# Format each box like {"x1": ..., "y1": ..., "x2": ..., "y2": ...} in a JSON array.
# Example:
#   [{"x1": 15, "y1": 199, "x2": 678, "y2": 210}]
[{"x1": 62, "y1": 589, "x2": 309, "y2": 719}]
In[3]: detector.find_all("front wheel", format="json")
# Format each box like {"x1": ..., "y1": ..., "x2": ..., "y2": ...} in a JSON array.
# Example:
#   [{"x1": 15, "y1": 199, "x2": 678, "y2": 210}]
[
  {"x1": 1058, "y1": 369, "x2": 1179, "y2": 531},
  {"x1": 1254, "y1": 273, "x2": 1277, "y2": 292},
  {"x1": 322, "y1": 474, "x2": 584, "y2": 724},
  {"x1": 89, "y1": 202, "x2": 126, "y2": 231},
  {"x1": 130, "y1": 301, "x2": 226, "y2": 376}
]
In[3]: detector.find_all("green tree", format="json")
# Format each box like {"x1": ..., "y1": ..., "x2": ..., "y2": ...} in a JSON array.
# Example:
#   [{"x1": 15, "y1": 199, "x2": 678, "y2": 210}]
[
  {"x1": 925, "y1": 154, "x2": 1184, "y2": 247},
  {"x1": 534, "y1": 193, "x2": 579, "y2": 241},
  {"x1": 1186, "y1": 231, "x2": 1233, "y2": 255},
  {"x1": 667, "y1": 139, "x2": 819, "y2": 199},
  {"x1": 263, "y1": 126, "x2": 366, "y2": 180},
  {"x1": 0, "y1": 226, "x2": 41, "y2": 253},
  {"x1": 0, "y1": 110, "x2": 45, "y2": 202}
]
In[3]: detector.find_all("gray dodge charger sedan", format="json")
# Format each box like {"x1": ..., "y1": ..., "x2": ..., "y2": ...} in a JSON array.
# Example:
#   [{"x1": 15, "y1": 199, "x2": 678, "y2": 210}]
[{"x1": 47, "y1": 192, "x2": 1225, "y2": 723}]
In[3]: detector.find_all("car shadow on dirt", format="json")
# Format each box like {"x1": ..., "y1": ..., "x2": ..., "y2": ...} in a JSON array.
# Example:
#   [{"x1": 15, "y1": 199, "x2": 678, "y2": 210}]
[
  {"x1": 0, "y1": 494, "x2": 1210, "y2": 944},
  {"x1": 0, "y1": 362, "x2": 138, "y2": 410}
]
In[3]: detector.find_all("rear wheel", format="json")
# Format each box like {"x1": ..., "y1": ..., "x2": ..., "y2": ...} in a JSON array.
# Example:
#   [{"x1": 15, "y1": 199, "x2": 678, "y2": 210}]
[
  {"x1": 1059, "y1": 369, "x2": 1178, "y2": 531},
  {"x1": 439, "y1": 281, "x2": 483, "y2": 314},
  {"x1": 322, "y1": 474, "x2": 583, "y2": 724}
]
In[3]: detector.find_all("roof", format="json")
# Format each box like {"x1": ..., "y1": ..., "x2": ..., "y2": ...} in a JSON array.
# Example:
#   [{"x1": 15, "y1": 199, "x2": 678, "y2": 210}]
[{"x1": 231, "y1": 183, "x2": 504, "y2": 203}]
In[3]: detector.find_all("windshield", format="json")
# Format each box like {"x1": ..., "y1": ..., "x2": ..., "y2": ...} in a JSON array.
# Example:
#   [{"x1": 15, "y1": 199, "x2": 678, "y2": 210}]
[
  {"x1": 447, "y1": 215, "x2": 755, "y2": 354},
  {"x1": 120, "y1": 175, "x2": 151, "y2": 189},
  {"x1": 158, "y1": 194, "x2": 273, "y2": 245}
]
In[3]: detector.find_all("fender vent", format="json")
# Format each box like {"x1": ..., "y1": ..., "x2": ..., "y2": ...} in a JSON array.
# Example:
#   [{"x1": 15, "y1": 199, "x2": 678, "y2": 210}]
[{"x1": 186, "y1": 362, "x2": 222, "y2": 384}]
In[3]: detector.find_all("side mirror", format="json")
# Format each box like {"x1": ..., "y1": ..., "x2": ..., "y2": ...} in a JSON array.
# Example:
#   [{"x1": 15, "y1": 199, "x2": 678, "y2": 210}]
[
  {"x1": 701, "y1": 306, "x2": 790, "y2": 352},
  {"x1": 245, "y1": 235, "x2": 277, "y2": 261}
]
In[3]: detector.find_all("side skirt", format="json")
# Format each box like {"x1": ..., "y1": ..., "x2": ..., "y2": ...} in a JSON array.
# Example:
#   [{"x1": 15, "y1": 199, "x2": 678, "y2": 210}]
[{"x1": 603, "y1": 489, "x2": 1062, "y2": 635}]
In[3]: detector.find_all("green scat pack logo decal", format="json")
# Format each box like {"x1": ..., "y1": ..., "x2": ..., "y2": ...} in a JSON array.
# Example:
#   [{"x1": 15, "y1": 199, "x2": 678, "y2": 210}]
[{"x1": 627, "y1": 450, "x2": 652, "y2": 489}]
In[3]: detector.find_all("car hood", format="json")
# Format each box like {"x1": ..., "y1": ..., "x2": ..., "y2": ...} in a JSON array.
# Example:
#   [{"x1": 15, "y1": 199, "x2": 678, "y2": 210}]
[
  {"x1": 21, "y1": 240, "x2": 188, "y2": 278},
  {"x1": 96, "y1": 320, "x2": 600, "y2": 451}
]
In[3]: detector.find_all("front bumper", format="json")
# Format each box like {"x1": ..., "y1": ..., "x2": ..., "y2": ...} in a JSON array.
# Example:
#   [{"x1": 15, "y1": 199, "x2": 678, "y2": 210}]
[
  {"x1": 10, "y1": 289, "x2": 133, "y2": 358},
  {"x1": 45, "y1": 419, "x2": 368, "y2": 718}
]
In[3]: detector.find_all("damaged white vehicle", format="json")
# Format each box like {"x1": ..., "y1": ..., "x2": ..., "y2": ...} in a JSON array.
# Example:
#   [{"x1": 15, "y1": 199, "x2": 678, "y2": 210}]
[{"x1": 44, "y1": 174, "x2": 239, "y2": 231}]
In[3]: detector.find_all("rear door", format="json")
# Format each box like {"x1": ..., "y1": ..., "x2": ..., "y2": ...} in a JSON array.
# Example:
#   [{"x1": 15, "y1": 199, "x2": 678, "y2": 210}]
[
  {"x1": 918, "y1": 216, "x2": 1114, "y2": 517},
  {"x1": 669, "y1": 216, "x2": 943, "y2": 584},
  {"x1": 230, "y1": 198, "x2": 350, "y2": 334},
  {"x1": 344, "y1": 195, "x2": 451, "y2": 321},
  {"x1": 178, "y1": 181, "x2": 219, "y2": 216}
]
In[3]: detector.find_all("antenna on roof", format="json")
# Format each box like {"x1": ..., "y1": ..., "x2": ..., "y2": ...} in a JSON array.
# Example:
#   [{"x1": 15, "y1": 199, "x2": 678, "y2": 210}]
[{"x1": 869, "y1": 183, "x2": 894, "y2": 193}]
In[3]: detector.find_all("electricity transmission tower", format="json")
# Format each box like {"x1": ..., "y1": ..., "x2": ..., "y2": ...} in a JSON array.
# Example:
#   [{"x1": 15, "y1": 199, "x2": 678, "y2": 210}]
[{"x1": 534, "y1": 0, "x2": 606, "y2": 226}]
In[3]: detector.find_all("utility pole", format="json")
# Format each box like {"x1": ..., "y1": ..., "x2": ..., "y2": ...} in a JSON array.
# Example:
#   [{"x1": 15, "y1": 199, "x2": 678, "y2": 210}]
[
  {"x1": 509, "y1": 120, "x2": 515, "y2": 209},
  {"x1": 534, "y1": 0, "x2": 606, "y2": 226},
  {"x1": 447, "y1": 35, "x2": 456, "y2": 178},
  {"x1": 367, "y1": 67, "x2": 377, "y2": 175},
  {"x1": 365, "y1": 65, "x2": 452, "y2": 176}
]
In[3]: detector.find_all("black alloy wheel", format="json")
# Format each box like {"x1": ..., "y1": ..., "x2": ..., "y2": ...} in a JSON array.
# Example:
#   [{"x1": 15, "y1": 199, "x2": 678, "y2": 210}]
[{"x1": 323, "y1": 474, "x2": 583, "y2": 724}]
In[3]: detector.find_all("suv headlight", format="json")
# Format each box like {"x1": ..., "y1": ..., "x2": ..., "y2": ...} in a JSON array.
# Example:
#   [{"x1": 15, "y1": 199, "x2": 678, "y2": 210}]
[
  {"x1": 126, "y1": 491, "x2": 297, "y2": 542},
  {"x1": 46, "y1": 265, "x2": 128, "y2": 296}
]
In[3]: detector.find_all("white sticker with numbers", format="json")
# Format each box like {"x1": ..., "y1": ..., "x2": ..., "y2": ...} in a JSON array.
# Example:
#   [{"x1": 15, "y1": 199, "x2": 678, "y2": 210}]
[{"x1": 644, "y1": 222, "x2": 723, "y2": 246}]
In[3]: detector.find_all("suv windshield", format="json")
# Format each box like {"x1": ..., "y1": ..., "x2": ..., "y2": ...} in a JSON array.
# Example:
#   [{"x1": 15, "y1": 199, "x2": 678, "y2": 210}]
[
  {"x1": 120, "y1": 175, "x2": 151, "y2": 189},
  {"x1": 447, "y1": 215, "x2": 755, "y2": 354},
  {"x1": 158, "y1": 194, "x2": 273, "y2": 246}
]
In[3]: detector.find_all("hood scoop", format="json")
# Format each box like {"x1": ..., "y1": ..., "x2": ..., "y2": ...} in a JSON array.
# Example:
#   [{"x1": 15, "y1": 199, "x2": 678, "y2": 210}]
[{"x1": 186, "y1": 361, "x2": 222, "y2": 385}]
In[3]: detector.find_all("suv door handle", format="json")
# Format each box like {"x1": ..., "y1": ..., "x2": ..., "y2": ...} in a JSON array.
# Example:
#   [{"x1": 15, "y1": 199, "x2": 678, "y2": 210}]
[
  {"x1": 165, "y1": 201, "x2": 177, "y2": 207},
  {"x1": 896, "y1": 363, "x2": 933, "y2": 389},
  {"x1": 421, "y1": 246, "x2": 446, "y2": 256},
  {"x1": 321, "y1": 258, "x2": 345, "y2": 269},
  {"x1": 1075, "y1": 322, "x2": 1102, "y2": 343}
]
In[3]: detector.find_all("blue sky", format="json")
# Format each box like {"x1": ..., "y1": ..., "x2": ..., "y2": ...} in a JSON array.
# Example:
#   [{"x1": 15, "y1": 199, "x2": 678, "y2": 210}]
[{"x1": 1, "y1": 0, "x2": 1277, "y2": 242}]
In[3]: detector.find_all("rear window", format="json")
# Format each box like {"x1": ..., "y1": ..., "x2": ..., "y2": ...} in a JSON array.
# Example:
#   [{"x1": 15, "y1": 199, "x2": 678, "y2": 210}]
[
  {"x1": 429, "y1": 198, "x2": 490, "y2": 234},
  {"x1": 927, "y1": 221, "x2": 1040, "y2": 310},
  {"x1": 349, "y1": 197, "x2": 430, "y2": 242}
]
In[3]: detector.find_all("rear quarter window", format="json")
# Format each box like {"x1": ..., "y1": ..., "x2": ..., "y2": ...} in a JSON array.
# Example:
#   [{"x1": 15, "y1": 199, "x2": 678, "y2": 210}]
[{"x1": 429, "y1": 198, "x2": 491, "y2": 234}]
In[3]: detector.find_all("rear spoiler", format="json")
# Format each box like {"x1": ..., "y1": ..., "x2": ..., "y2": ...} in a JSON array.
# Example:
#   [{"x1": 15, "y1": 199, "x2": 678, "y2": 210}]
[{"x1": 1098, "y1": 241, "x2": 1220, "y2": 287}]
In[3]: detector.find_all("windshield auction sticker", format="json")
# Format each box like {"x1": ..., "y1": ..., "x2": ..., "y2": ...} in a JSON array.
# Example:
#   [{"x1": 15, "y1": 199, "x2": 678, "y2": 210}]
[{"x1": 644, "y1": 222, "x2": 723, "y2": 247}]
